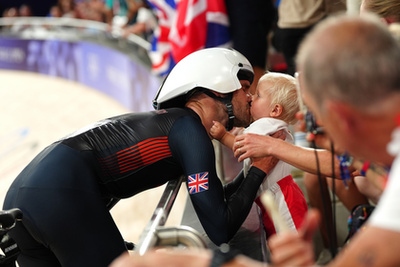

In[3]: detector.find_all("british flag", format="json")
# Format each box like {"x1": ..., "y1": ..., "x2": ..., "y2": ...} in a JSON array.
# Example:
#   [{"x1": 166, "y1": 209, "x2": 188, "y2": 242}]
[
  {"x1": 146, "y1": 0, "x2": 231, "y2": 77},
  {"x1": 188, "y1": 172, "x2": 209, "y2": 194}
]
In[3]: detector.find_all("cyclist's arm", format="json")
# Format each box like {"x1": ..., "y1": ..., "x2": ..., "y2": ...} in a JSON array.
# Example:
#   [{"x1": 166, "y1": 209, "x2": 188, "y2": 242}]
[
  {"x1": 169, "y1": 117, "x2": 268, "y2": 245},
  {"x1": 223, "y1": 170, "x2": 245, "y2": 199}
]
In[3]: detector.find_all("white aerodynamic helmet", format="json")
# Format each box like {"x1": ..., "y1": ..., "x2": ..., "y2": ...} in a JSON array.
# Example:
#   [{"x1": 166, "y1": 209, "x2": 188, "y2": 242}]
[{"x1": 152, "y1": 47, "x2": 254, "y2": 110}]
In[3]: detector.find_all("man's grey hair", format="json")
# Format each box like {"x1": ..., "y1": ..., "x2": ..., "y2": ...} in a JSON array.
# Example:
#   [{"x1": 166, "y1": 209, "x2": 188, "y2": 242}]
[{"x1": 296, "y1": 14, "x2": 400, "y2": 111}]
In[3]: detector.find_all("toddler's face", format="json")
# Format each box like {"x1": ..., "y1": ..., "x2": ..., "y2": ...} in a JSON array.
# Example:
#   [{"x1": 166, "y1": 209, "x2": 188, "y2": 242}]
[{"x1": 250, "y1": 81, "x2": 274, "y2": 121}]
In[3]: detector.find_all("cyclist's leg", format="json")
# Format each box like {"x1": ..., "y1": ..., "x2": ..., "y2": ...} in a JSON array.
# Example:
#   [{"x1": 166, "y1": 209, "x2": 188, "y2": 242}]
[
  {"x1": 9, "y1": 220, "x2": 61, "y2": 267},
  {"x1": 3, "y1": 144, "x2": 127, "y2": 267},
  {"x1": 7, "y1": 188, "x2": 127, "y2": 267},
  {"x1": 36, "y1": 187, "x2": 127, "y2": 267}
]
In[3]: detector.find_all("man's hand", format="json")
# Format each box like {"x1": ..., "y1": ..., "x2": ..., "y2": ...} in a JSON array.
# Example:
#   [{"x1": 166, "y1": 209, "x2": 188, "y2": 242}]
[
  {"x1": 233, "y1": 130, "x2": 285, "y2": 162},
  {"x1": 251, "y1": 155, "x2": 280, "y2": 174}
]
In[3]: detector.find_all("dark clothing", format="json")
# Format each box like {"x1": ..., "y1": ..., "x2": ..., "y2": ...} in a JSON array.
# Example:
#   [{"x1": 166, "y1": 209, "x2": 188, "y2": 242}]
[
  {"x1": 272, "y1": 25, "x2": 315, "y2": 76},
  {"x1": 3, "y1": 107, "x2": 266, "y2": 267},
  {"x1": 225, "y1": 0, "x2": 276, "y2": 68}
]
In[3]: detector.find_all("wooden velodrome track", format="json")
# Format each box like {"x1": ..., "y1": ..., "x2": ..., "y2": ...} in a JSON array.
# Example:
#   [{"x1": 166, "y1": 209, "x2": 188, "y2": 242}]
[{"x1": 0, "y1": 69, "x2": 187, "y2": 245}]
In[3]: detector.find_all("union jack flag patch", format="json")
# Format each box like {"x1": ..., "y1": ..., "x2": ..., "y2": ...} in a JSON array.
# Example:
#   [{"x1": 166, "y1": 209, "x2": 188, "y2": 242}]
[{"x1": 188, "y1": 172, "x2": 209, "y2": 194}]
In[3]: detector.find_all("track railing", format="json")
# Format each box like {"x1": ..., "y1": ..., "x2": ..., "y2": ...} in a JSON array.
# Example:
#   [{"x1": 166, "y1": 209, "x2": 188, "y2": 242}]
[
  {"x1": 0, "y1": 16, "x2": 151, "y2": 51},
  {"x1": 136, "y1": 176, "x2": 207, "y2": 254}
]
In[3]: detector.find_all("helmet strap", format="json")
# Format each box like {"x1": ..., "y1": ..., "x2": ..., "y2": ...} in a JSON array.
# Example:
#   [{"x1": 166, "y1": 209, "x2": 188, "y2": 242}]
[{"x1": 201, "y1": 90, "x2": 235, "y2": 131}]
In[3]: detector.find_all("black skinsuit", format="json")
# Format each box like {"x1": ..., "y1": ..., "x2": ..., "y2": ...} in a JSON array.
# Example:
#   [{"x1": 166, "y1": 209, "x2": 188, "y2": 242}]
[{"x1": 3, "y1": 107, "x2": 266, "y2": 267}]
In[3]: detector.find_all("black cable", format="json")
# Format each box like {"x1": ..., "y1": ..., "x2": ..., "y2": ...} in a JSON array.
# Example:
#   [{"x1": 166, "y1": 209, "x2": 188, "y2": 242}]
[
  {"x1": 310, "y1": 140, "x2": 336, "y2": 259},
  {"x1": 330, "y1": 142, "x2": 338, "y2": 258}
]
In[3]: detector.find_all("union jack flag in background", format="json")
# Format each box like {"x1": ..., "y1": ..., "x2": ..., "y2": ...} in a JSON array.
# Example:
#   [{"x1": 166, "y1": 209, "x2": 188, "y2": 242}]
[
  {"x1": 145, "y1": 0, "x2": 231, "y2": 77},
  {"x1": 188, "y1": 172, "x2": 209, "y2": 194}
]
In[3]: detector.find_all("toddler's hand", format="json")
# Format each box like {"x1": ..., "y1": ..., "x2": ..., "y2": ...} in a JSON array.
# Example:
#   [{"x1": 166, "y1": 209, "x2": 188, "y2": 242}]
[{"x1": 210, "y1": 121, "x2": 226, "y2": 140}]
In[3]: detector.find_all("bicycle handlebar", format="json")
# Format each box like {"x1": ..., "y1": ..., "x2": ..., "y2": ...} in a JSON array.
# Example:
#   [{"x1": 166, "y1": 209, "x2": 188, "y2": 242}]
[{"x1": 0, "y1": 209, "x2": 23, "y2": 231}]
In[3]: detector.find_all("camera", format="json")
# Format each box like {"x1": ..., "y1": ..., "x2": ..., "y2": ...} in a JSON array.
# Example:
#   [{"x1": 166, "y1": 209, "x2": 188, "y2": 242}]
[{"x1": 304, "y1": 110, "x2": 324, "y2": 135}]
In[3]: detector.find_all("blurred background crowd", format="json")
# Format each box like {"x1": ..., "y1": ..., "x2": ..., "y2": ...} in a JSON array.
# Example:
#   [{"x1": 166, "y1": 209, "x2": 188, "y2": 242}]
[
  {"x1": 0, "y1": 0, "x2": 280, "y2": 78},
  {"x1": 0, "y1": 0, "x2": 360, "y2": 80},
  {"x1": 1, "y1": 0, "x2": 157, "y2": 40}
]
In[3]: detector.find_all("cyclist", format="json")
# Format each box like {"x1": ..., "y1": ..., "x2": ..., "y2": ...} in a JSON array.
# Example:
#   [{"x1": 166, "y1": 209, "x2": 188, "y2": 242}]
[{"x1": 3, "y1": 48, "x2": 278, "y2": 267}]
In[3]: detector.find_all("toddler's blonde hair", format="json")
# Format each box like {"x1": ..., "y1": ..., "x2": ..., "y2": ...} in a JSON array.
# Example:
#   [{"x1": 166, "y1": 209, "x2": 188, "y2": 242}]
[{"x1": 258, "y1": 72, "x2": 299, "y2": 125}]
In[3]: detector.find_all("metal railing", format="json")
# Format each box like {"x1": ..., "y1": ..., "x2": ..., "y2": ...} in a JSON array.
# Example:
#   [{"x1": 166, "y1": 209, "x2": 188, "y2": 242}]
[
  {"x1": 136, "y1": 176, "x2": 207, "y2": 254},
  {"x1": 0, "y1": 17, "x2": 151, "y2": 49}
]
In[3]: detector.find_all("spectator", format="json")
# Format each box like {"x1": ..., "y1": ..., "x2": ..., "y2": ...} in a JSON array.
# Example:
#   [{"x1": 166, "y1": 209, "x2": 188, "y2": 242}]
[
  {"x1": 48, "y1": 4, "x2": 63, "y2": 17},
  {"x1": 75, "y1": 0, "x2": 106, "y2": 22},
  {"x1": 19, "y1": 4, "x2": 33, "y2": 17},
  {"x1": 360, "y1": 0, "x2": 400, "y2": 23},
  {"x1": 225, "y1": 0, "x2": 276, "y2": 95},
  {"x1": 2, "y1": 7, "x2": 19, "y2": 17},
  {"x1": 122, "y1": 3, "x2": 157, "y2": 40},
  {"x1": 104, "y1": 0, "x2": 142, "y2": 28},
  {"x1": 272, "y1": 0, "x2": 346, "y2": 76},
  {"x1": 269, "y1": 13, "x2": 400, "y2": 266},
  {"x1": 58, "y1": 0, "x2": 77, "y2": 18}
]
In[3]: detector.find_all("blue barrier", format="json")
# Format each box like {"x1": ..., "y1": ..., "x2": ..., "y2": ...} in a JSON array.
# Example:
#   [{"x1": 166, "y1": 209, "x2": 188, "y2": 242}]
[{"x1": 0, "y1": 20, "x2": 161, "y2": 112}]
